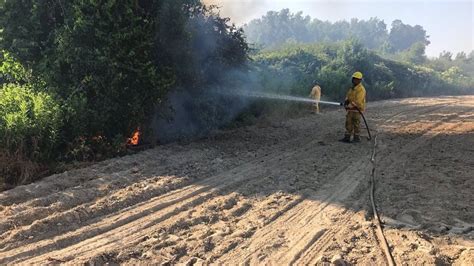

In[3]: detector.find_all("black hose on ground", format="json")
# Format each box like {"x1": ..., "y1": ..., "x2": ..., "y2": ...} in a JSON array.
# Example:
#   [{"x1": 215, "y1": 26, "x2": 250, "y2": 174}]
[{"x1": 370, "y1": 135, "x2": 396, "y2": 265}]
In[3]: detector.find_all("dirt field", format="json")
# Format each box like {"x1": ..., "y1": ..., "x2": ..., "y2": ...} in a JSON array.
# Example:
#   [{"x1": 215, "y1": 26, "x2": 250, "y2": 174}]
[{"x1": 1, "y1": 96, "x2": 473, "y2": 265}]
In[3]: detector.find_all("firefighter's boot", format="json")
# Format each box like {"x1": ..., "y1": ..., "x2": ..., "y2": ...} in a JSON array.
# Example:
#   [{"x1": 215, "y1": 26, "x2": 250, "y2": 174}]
[
  {"x1": 353, "y1": 135, "x2": 361, "y2": 143},
  {"x1": 340, "y1": 134, "x2": 351, "y2": 143}
]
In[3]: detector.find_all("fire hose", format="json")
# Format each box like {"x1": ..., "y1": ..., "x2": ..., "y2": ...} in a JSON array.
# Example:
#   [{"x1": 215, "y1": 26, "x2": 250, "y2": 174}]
[
  {"x1": 370, "y1": 134, "x2": 396, "y2": 266},
  {"x1": 358, "y1": 106, "x2": 372, "y2": 140},
  {"x1": 339, "y1": 102, "x2": 372, "y2": 140}
]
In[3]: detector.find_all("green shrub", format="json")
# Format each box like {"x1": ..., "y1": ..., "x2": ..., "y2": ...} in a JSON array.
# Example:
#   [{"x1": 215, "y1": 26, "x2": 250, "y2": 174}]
[
  {"x1": 253, "y1": 40, "x2": 472, "y2": 104},
  {"x1": 0, "y1": 50, "x2": 30, "y2": 85},
  {"x1": 0, "y1": 84, "x2": 61, "y2": 184}
]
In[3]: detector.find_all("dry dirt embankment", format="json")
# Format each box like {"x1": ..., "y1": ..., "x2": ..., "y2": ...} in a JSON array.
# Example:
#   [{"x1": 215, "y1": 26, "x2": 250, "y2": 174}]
[{"x1": 0, "y1": 96, "x2": 473, "y2": 264}]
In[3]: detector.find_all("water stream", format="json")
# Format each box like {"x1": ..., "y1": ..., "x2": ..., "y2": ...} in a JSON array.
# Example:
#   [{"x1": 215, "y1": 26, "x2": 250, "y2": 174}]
[{"x1": 230, "y1": 91, "x2": 342, "y2": 106}]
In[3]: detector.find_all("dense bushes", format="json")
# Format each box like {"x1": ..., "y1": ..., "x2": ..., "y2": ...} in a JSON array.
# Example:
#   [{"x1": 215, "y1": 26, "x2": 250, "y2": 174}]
[
  {"x1": 0, "y1": 84, "x2": 61, "y2": 157},
  {"x1": 253, "y1": 40, "x2": 473, "y2": 102},
  {"x1": 0, "y1": 0, "x2": 249, "y2": 186},
  {"x1": 0, "y1": 83, "x2": 61, "y2": 184},
  {"x1": 0, "y1": 0, "x2": 171, "y2": 142}
]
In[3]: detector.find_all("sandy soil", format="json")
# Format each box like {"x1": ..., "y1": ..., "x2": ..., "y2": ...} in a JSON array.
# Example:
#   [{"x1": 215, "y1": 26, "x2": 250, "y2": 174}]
[{"x1": 0, "y1": 96, "x2": 473, "y2": 265}]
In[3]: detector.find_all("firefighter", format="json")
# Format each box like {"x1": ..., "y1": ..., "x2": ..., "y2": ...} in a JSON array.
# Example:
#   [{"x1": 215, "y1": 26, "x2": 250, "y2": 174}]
[
  {"x1": 341, "y1": 72, "x2": 366, "y2": 143},
  {"x1": 309, "y1": 81, "x2": 322, "y2": 114}
]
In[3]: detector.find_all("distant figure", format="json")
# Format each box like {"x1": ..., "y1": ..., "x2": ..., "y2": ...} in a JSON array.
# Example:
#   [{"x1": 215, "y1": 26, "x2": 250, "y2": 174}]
[{"x1": 309, "y1": 82, "x2": 322, "y2": 114}]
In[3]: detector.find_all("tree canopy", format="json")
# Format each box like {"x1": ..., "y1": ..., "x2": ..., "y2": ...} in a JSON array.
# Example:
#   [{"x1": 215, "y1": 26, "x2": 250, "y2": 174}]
[{"x1": 243, "y1": 9, "x2": 430, "y2": 54}]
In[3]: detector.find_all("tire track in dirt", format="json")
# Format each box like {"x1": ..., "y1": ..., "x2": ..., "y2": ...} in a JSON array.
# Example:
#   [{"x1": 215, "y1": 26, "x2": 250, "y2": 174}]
[
  {"x1": 220, "y1": 159, "x2": 372, "y2": 265},
  {"x1": 0, "y1": 150, "x2": 211, "y2": 236},
  {"x1": 372, "y1": 101, "x2": 474, "y2": 264},
  {"x1": 375, "y1": 105, "x2": 472, "y2": 172},
  {"x1": 1, "y1": 135, "x2": 336, "y2": 263},
  {"x1": 0, "y1": 119, "x2": 329, "y2": 253}
]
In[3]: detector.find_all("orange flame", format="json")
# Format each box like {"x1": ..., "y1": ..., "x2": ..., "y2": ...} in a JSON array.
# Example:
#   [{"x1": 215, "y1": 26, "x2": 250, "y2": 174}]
[{"x1": 127, "y1": 128, "x2": 141, "y2": 146}]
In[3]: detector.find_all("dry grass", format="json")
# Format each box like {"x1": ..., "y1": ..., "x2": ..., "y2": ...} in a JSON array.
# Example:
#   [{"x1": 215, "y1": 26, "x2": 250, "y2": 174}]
[{"x1": 0, "y1": 149, "x2": 44, "y2": 190}]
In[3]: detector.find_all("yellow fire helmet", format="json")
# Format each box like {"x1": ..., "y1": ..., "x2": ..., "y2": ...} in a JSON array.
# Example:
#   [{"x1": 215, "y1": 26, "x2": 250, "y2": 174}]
[{"x1": 352, "y1": 71, "x2": 363, "y2": 79}]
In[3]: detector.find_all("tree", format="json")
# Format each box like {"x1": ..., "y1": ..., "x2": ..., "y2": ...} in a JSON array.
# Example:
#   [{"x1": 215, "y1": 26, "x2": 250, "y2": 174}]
[
  {"x1": 349, "y1": 18, "x2": 388, "y2": 50},
  {"x1": 439, "y1": 51, "x2": 453, "y2": 61},
  {"x1": 469, "y1": 51, "x2": 474, "y2": 60},
  {"x1": 388, "y1": 20, "x2": 430, "y2": 52},
  {"x1": 244, "y1": 10, "x2": 421, "y2": 55},
  {"x1": 403, "y1": 42, "x2": 427, "y2": 64},
  {"x1": 455, "y1": 52, "x2": 467, "y2": 61},
  {"x1": 243, "y1": 9, "x2": 310, "y2": 47}
]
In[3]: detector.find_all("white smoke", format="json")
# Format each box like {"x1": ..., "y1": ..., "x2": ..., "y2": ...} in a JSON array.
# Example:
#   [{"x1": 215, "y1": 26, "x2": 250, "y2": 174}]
[{"x1": 202, "y1": 0, "x2": 270, "y2": 25}]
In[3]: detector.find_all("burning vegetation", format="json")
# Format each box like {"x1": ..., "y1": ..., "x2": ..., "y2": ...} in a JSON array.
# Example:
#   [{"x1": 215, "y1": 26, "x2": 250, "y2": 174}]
[{"x1": 127, "y1": 128, "x2": 141, "y2": 146}]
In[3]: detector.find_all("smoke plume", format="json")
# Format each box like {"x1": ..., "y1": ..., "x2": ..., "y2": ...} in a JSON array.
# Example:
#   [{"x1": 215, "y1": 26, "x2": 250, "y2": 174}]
[{"x1": 202, "y1": 0, "x2": 269, "y2": 25}]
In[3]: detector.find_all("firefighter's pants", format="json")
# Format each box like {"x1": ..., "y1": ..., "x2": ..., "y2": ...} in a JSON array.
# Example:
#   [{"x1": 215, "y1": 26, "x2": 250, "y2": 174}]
[{"x1": 345, "y1": 111, "x2": 361, "y2": 136}]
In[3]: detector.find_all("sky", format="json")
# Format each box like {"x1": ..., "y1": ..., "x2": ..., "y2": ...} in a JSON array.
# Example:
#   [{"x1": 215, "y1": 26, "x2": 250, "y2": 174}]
[{"x1": 203, "y1": 0, "x2": 473, "y2": 57}]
